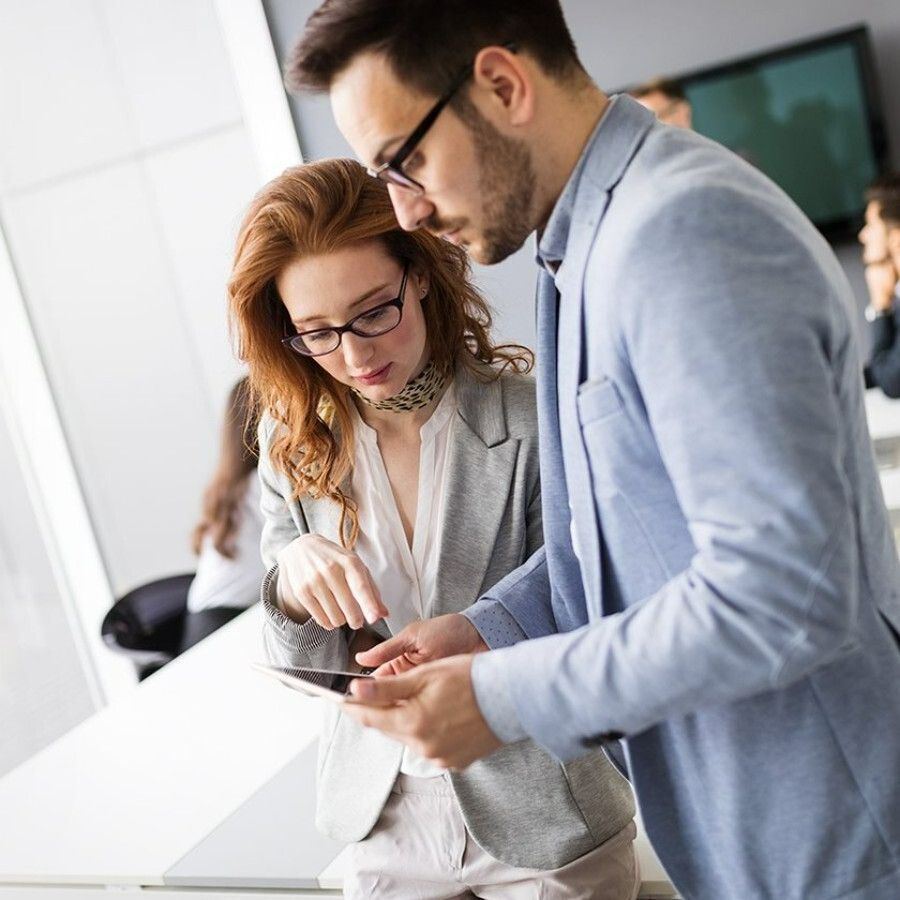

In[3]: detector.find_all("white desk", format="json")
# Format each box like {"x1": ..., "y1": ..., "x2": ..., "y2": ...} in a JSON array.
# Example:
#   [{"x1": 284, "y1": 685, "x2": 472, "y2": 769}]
[
  {"x1": 864, "y1": 388, "x2": 900, "y2": 443},
  {"x1": 0, "y1": 606, "x2": 343, "y2": 896},
  {"x1": 0, "y1": 605, "x2": 675, "y2": 898},
  {"x1": 865, "y1": 390, "x2": 900, "y2": 537}
]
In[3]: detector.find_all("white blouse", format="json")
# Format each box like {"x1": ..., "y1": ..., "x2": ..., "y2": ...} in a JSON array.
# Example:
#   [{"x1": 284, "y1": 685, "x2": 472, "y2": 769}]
[
  {"x1": 350, "y1": 385, "x2": 456, "y2": 778},
  {"x1": 186, "y1": 476, "x2": 266, "y2": 613}
]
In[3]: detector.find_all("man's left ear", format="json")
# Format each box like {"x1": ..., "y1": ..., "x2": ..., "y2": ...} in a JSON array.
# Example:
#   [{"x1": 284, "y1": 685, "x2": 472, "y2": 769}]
[{"x1": 472, "y1": 45, "x2": 535, "y2": 127}]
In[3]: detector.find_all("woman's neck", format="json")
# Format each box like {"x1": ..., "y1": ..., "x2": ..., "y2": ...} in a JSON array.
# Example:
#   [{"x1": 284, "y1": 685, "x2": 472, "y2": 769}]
[{"x1": 355, "y1": 382, "x2": 447, "y2": 438}]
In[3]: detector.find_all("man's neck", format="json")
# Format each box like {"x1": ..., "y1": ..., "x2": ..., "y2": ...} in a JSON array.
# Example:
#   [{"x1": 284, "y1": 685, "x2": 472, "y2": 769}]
[{"x1": 532, "y1": 82, "x2": 610, "y2": 232}]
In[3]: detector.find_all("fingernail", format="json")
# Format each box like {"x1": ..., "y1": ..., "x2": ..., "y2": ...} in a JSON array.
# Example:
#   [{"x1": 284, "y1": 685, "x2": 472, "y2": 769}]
[{"x1": 350, "y1": 678, "x2": 373, "y2": 699}]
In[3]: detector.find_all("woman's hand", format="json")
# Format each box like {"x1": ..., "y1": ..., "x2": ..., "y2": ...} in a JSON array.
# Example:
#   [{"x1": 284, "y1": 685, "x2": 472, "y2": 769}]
[{"x1": 275, "y1": 534, "x2": 389, "y2": 629}]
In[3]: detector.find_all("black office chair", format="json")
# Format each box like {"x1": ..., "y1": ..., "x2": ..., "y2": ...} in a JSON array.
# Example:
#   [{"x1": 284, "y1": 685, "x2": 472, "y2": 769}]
[{"x1": 101, "y1": 574, "x2": 244, "y2": 680}]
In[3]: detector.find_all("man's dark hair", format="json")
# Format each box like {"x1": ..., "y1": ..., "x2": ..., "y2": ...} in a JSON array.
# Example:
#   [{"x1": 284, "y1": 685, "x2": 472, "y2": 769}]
[
  {"x1": 629, "y1": 77, "x2": 687, "y2": 103},
  {"x1": 866, "y1": 173, "x2": 900, "y2": 227},
  {"x1": 286, "y1": 0, "x2": 584, "y2": 99}
]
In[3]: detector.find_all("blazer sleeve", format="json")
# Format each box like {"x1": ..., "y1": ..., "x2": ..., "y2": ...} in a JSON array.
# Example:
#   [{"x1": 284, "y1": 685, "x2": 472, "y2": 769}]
[
  {"x1": 257, "y1": 416, "x2": 351, "y2": 674},
  {"x1": 463, "y1": 429, "x2": 559, "y2": 647},
  {"x1": 483, "y1": 183, "x2": 863, "y2": 760}
]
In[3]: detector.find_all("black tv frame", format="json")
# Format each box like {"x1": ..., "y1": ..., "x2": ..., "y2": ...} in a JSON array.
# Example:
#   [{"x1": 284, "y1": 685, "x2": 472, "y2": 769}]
[{"x1": 630, "y1": 25, "x2": 890, "y2": 244}]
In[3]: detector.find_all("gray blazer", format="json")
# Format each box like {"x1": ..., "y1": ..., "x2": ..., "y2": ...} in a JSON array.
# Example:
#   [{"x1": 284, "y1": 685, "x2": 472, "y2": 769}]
[{"x1": 257, "y1": 363, "x2": 634, "y2": 869}]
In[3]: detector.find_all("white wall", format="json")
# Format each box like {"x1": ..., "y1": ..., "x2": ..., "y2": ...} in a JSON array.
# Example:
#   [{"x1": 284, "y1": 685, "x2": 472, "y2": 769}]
[
  {"x1": 0, "y1": 394, "x2": 96, "y2": 777},
  {"x1": 0, "y1": 0, "x2": 266, "y2": 596},
  {"x1": 264, "y1": 0, "x2": 900, "y2": 348}
]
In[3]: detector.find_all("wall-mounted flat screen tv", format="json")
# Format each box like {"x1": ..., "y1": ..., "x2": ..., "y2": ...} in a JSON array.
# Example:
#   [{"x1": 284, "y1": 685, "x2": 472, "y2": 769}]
[{"x1": 644, "y1": 26, "x2": 889, "y2": 243}]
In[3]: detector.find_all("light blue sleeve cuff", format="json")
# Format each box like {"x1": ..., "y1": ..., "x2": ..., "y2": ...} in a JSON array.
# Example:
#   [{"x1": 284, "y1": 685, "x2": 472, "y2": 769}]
[
  {"x1": 471, "y1": 647, "x2": 528, "y2": 744},
  {"x1": 463, "y1": 599, "x2": 529, "y2": 649}
]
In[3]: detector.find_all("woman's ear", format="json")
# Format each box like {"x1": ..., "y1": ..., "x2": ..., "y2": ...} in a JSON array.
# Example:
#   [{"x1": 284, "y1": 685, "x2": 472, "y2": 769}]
[{"x1": 413, "y1": 269, "x2": 430, "y2": 298}]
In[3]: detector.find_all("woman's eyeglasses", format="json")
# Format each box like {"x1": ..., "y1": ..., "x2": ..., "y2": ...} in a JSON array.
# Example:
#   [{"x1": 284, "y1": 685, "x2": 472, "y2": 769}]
[{"x1": 281, "y1": 265, "x2": 409, "y2": 358}]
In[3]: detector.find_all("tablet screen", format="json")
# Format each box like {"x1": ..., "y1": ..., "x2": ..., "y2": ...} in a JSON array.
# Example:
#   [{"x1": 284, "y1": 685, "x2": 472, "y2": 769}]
[{"x1": 253, "y1": 663, "x2": 374, "y2": 698}]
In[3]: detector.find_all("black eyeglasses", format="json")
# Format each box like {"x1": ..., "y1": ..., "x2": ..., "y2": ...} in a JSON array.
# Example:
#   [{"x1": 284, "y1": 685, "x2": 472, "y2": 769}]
[
  {"x1": 367, "y1": 42, "x2": 517, "y2": 195},
  {"x1": 282, "y1": 265, "x2": 409, "y2": 357}
]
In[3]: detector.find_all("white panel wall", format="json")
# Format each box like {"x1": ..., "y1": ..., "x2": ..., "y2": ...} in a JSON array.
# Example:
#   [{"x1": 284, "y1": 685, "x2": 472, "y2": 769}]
[
  {"x1": 0, "y1": 398, "x2": 96, "y2": 778},
  {"x1": 144, "y1": 127, "x2": 258, "y2": 411},
  {"x1": 0, "y1": 0, "x2": 266, "y2": 595},
  {"x1": 3, "y1": 162, "x2": 217, "y2": 589},
  {"x1": 100, "y1": 0, "x2": 242, "y2": 149},
  {"x1": 0, "y1": 0, "x2": 135, "y2": 192}
]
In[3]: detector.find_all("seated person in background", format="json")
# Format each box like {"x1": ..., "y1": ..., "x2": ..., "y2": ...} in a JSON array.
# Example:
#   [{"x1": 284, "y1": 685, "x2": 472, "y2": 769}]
[
  {"x1": 228, "y1": 158, "x2": 638, "y2": 899},
  {"x1": 187, "y1": 377, "x2": 265, "y2": 612},
  {"x1": 861, "y1": 174, "x2": 900, "y2": 397},
  {"x1": 629, "y1": 77, "x2": 692, "y2": 128}
]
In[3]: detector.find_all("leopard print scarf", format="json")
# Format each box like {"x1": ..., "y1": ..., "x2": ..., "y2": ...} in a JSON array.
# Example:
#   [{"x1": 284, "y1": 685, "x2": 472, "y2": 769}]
[{"x1": 351, "y1": 360, "x2": 447, "y2": 412}]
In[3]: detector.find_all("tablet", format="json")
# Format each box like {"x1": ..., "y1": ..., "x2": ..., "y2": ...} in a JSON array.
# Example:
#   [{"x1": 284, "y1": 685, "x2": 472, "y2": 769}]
[{"x1": 251, "y1": 662, "x2": 374, "y2": 702}]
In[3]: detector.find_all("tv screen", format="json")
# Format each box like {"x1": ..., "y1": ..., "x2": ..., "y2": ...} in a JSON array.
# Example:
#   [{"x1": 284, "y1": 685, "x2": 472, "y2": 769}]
[{"x1": 651, "y1": 26, "x2": 889, "y2": 242}]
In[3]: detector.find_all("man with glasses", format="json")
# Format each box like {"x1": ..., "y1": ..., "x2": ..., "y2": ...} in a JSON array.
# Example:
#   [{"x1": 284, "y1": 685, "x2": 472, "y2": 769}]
[{"x1": 285, "y1": 3, "x2": 900, "y2": 899}]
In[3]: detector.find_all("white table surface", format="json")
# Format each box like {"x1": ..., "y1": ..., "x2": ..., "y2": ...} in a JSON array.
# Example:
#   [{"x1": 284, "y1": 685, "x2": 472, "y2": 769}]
[
  {"x1": 0, "y1": 605, "x2": 329, "y2": 887},
  {"x1": 865, "y1": 388, "x2": 900, "y2": 442},
  {"x1": 0, "y1": 604, "x2": 674, "y2": 897}
]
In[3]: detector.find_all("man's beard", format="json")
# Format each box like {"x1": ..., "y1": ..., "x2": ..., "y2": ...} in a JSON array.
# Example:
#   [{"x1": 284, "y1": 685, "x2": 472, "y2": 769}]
[{"x1": 461, "y1": 103, "x2": 537, "y2": 264}]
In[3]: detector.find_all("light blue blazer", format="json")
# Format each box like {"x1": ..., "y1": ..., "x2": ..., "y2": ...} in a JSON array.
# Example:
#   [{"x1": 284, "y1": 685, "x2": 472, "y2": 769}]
[{"x1": 467, "y1": 96, "x2": 900, "y2": 899}]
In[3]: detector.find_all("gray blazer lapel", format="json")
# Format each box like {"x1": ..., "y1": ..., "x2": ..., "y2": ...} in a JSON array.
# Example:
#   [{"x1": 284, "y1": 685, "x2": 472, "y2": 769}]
[{"x1": 431, "y1": 371, "x2": 519, "y2": 617}]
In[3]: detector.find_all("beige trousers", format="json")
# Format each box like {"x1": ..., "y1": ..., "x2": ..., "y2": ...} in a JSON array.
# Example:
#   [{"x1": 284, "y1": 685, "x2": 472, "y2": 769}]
[{"x1": 343, "y1": 773, "x2": 640, "y2": 900}]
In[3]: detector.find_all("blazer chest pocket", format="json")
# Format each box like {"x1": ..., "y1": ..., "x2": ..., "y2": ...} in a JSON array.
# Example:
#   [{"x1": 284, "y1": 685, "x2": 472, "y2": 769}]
[
  {"x1": 575, "y1": 375, "x2": 675, "y2": 602},
  {"x1": 577, "y1": 377, "x2": 624, "y2": 426},
  {"x1": 575, "y1": 377, "x2": 628, "y2": 502}
]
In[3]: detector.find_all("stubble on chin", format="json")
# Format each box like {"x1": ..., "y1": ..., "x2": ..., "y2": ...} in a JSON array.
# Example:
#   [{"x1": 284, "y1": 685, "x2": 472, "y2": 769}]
[{"x1": 463, "y1": 105, "x2": 537, "y2": 265}]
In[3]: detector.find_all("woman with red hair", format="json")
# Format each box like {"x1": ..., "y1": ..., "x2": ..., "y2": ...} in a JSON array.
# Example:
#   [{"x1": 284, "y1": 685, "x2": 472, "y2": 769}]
[{"x1": 228, "y1": 158, "x2": 637, "y2": 899}]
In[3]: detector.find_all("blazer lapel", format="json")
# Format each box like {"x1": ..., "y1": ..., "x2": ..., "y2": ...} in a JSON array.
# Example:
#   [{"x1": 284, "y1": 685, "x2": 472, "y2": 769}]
[
  {"x1": 431, "y1": 371, "x2": 519, "y2": 617},
  {"x1": 555, "y1": 202, "x2": 608, "y2": 617},
  {"x1": 550, "y1": 97, "x2": 656, "y2": 618},
  {"x1": 534, "y1": 270, "x2": 591, "y2": 631}
]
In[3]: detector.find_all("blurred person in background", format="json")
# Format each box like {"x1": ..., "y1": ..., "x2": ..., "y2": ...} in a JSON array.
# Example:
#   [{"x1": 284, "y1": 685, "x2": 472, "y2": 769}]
[
  {"x1": 861, "y1": 174, "x2": 900, "y2": 397},
  {"x1": 187, "y1": 377, "x2": 265, "y2": 612},
  {"x1": 629, "y1": 77, "x2": 692, "y2": 128}
]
